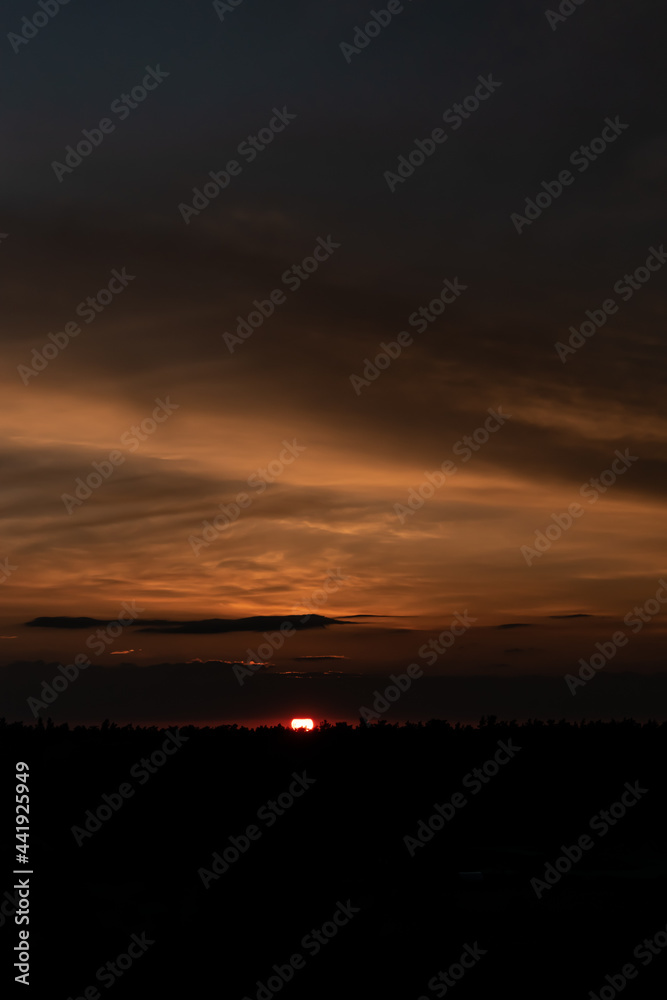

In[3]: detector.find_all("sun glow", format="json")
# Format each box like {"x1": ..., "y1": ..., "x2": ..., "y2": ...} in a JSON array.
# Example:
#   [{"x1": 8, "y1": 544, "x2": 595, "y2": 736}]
[{"x1": 291, "y1": 718, "x2": 314, "y2": 730}]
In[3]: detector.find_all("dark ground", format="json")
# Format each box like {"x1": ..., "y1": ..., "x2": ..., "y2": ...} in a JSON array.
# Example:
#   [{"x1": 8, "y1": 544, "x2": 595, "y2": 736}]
[{"x1": 1, "y1": 717, "x2": 666, "y2": 998}]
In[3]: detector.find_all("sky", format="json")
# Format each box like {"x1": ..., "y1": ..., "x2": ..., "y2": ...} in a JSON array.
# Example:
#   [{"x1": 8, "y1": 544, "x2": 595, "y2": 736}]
[{"x1": 1, "y1": 0, "x2": 666, "y2": 723}]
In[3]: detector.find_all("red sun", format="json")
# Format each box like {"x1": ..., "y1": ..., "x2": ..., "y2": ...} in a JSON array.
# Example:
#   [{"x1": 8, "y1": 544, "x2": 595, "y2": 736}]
[{"x1": 291, "y1": 718, "x2": 314, "y2": 730}]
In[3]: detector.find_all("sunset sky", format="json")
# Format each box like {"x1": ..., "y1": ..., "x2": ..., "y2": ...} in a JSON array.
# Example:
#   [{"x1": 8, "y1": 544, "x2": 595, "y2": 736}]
[{"x1": 2, "y1": 0, "x2": 666, "y2": 722}]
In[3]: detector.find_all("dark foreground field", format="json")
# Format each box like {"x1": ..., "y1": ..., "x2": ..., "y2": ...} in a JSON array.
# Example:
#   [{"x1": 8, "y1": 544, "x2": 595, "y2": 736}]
[{"x1": 2, "y1": 717, "x2": 666, "y2": 999}]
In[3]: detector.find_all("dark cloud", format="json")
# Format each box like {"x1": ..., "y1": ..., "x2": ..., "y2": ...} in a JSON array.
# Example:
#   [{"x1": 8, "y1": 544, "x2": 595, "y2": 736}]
[
  {"x1": 25, "y1": 614, "x2": 351, "y2": 634},
  {"x1": 293, "y1": 655, "x2": 349, "y2": 661}
]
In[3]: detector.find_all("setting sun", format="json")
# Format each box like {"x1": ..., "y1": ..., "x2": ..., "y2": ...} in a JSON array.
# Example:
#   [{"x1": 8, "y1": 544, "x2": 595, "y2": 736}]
[{"x1": 291, "y1": 718, "x2": 314, "y2": 730}]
